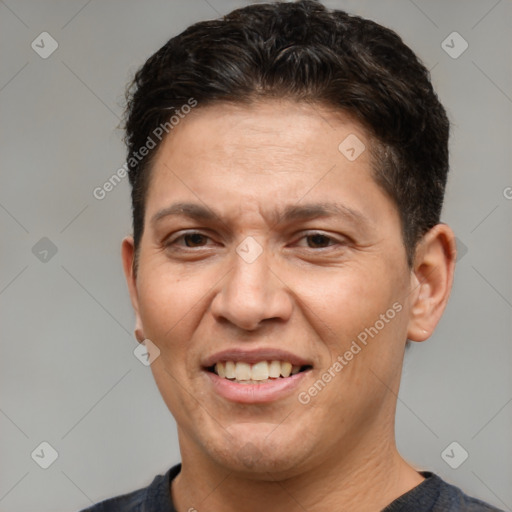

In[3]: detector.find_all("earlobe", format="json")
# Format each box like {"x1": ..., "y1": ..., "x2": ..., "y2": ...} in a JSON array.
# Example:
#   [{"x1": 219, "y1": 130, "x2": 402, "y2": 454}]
[
  {"x1": 121, "y1": 236, "x2": 145, "y2": 343},
  {"x1": 406, "y1": 224, "x2": 456, "y2": 342}
]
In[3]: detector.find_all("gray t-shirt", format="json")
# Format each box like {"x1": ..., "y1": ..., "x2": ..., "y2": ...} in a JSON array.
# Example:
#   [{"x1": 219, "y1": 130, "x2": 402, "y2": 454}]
[{"x1": 80, "y1": 464, "x2": 504, "y2": 511}]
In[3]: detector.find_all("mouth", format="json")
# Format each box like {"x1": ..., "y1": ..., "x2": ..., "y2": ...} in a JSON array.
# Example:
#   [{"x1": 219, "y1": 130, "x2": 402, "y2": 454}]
[
  {"x1": 205, "y1": 360, "x2": 313, "y2": 384},
  {"x1": 201, "y1": 349, "x2": 314, "y2": 403}
]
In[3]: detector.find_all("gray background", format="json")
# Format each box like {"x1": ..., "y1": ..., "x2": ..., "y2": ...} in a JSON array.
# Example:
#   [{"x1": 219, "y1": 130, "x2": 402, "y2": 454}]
[{"x1": 0, "y1": 0, "x2": 511, "y2": 511}]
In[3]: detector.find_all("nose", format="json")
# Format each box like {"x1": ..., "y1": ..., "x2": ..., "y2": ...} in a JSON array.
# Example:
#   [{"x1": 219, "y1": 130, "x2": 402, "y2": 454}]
[{"x1": 210, "y1": 244, "x2": 293, "y2": 331}]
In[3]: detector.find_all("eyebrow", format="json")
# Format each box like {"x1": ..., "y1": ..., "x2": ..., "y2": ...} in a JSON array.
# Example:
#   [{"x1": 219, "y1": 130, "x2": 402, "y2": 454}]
[{"x1": 151, "y1": 201, "x2": 371, "y2": 230}]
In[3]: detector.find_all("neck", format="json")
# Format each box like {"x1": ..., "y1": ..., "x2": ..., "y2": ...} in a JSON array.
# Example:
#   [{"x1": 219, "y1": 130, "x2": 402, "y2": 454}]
[{"x1": 171, "y1": 427, "x2": 424, "y2": 512}]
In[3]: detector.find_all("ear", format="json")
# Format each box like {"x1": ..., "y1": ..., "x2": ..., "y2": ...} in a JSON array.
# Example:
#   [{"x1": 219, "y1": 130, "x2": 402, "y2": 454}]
[
  {"x1": 121, "y1": 236, "x2": 145, "y2": 343},
  {"x1": 407, "y1": 223, "x2": 456, "y2": 342}
]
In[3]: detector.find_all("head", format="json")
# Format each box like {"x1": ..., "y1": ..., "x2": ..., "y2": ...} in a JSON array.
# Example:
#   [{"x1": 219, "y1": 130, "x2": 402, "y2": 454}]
[{"x1": 121, "y1": 0, "x2": 455, "y2": 479}]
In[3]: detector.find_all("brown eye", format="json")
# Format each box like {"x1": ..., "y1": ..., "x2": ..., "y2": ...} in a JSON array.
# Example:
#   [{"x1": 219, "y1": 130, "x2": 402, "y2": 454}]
[
  {"x1": 165, "y1": 231, "x2": 212, "y2": 249},
  {"x1": 305, "y1": 233, "x2": 335, "y2": 248},
  {"x1": 182, "y1": 233, "x2": 209, "y2": 247}
]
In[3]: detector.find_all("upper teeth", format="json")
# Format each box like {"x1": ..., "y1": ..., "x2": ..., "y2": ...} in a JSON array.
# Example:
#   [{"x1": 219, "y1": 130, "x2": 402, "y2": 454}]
[{"x1": 215, "y1": 360, "x2": 301, "y2": 381}]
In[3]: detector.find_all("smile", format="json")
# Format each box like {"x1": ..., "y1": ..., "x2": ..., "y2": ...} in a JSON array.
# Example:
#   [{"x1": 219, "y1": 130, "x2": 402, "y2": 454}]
[
  {"x1": 207, "y1": 360, "x2": 313, "y2": 384},
  {"x1": 201, "y1": 349, "x2": 314, "y2": 403}
]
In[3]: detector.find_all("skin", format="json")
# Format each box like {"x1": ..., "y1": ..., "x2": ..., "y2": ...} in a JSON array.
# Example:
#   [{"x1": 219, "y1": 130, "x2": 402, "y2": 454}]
[{"x1": 122, "y1": 100, "x2": 456, "y2": 512}]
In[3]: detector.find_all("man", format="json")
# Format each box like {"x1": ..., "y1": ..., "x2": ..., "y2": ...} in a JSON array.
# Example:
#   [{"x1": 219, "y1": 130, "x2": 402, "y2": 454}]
[{"x1": 83, "y1": 1, "x2": 502, "y2": 510}]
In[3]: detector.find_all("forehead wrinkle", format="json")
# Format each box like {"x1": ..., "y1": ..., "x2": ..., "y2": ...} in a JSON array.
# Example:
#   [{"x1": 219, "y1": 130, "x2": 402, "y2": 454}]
[
  {"x1": 273, "y1": 202, "x2": 369, "y2": 226},
  {"x1": 151, "y1": 200, "x2": 371, "y2": 231},
  {"x1": 151, "y1": 202, "x2": 218, "y2": 226}
]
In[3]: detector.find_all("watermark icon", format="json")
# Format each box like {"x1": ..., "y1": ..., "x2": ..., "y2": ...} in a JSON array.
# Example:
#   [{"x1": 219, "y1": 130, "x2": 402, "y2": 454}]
[
  {"x1": 93, "y1": 97, "x2": 197, "y2": 200},
  {"x1": 441, "y1": 441, "x2": 469, "y2": 469},
  {"x1": 503, "y1": 186, "x2": 512, "y2": 200},
  {"x1": 236, "y1": 236, "x2": 263, "y2": 263},
  {"x1": 31, "y1": 441, "x2": 59, "y2": 469},
  {"x1": 441, "y1": 32, "x2": 468, "y2": 59},
  {"x1": 338, "y1": 134, "x2": 366, "y2": 161},
  {"x1": 32, "y1": 237, "x2": 58, "y2": 263},
  {"x1": 298, "y1": 301, "x2": 402, "y2": 405},
  {"x1": 31, "y1": 32, "x2": 58, "y2": 59},
  {"x1": 134, "y1": 339, "x2": 161, "y2": 366}
]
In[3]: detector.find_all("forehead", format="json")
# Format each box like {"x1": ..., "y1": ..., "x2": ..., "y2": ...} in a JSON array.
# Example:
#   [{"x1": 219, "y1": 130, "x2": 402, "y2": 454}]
[
  {"x1": 145, "y1": 100, "x2": 398, "y2": 228},
  {"x1": 153, "y1": 99, "x2": 368, "y2": 168}
]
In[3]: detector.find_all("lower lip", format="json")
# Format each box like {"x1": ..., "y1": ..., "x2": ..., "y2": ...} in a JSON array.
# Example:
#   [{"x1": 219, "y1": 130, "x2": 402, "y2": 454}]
[{"x1": 204, "y1": 370, "x2": 310, "y2": 404}]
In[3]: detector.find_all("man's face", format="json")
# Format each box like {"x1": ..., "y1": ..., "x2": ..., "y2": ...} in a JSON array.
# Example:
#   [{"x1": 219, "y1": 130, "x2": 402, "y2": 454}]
[{"x1": 125, "y1": 100, "x2": 416, "y2": 477}]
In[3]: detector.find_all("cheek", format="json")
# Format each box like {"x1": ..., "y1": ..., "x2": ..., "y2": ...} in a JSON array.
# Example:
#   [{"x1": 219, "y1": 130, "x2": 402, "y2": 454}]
[
  {"x1": 137, "y1": 264, "x2": 212, "y2": 426},
  {"x1": 293, "y1": 269, "x2": 407, "y2": 437},
  {"x1": 294, "y1": 259, "x2": 408, "y2": 405},
  {"x1": 136, "y1": 263, "x2": 210, "y2": 365},
  {"x1": 295, "y1": 262, "x2": 404, "y2": 344}
]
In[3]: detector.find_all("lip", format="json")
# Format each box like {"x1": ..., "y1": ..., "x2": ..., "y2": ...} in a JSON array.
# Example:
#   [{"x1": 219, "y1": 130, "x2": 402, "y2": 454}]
[
  {"x1": 204, "y1": 369, "x2": 311, "y2": 404},
  {"x1": 201, "y1": 348, "x2": 313, "y2": 368}
]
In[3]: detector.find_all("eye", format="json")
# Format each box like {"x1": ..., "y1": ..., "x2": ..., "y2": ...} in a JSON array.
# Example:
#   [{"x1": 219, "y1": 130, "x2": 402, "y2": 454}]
[
  {"x1": 165, "y1": 230, "x2": 345, "y2": 251},
  {"x1": 301, "y1": 232, "x2": 337, "y2": 249},
  {"x1": 166, "y1": 231, "x2": 212, "y2": 248},
  {"x1": 304, "y1": 233, "x2": 333, "y2": 248}
]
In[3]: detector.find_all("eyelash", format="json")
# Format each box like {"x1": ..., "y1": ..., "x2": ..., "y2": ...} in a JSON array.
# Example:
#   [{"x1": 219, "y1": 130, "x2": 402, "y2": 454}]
[{"x1": 165, "y1": 230, "x2": 345, "y2": 250}]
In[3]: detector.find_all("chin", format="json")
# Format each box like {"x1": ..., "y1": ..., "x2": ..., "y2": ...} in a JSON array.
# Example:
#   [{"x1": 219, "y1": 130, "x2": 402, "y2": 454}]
[{"x1": 203, "y1": 422, "x2": 314, "y2": 479}]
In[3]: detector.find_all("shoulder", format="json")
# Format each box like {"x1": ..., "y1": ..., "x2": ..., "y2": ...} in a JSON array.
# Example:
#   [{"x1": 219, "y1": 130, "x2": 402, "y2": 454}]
[
  {"x1": 432, "y1": 473, "x2": 505, "y2": 512},
  {"x1": 383, "y1": 472, "x2": 505, "y2": 512},
  {"x1": 77, "y1": 464, "x2": 181, "y2": 512}
]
